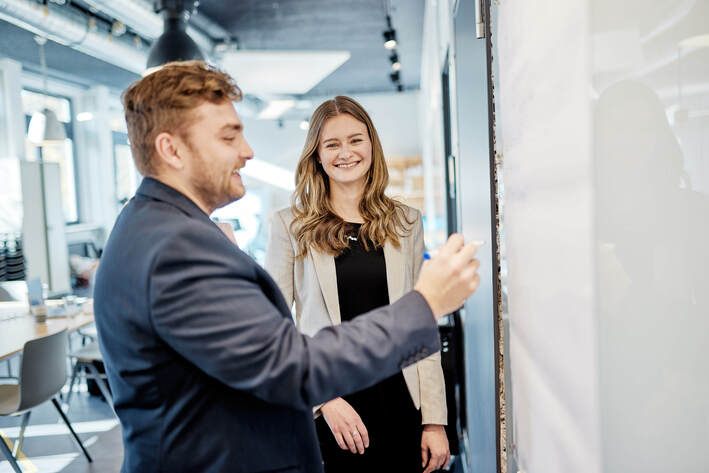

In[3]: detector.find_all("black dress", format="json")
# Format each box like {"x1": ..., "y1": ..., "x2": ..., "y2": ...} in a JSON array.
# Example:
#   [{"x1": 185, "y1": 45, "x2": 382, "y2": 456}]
[{"x1": 315, "y1": 223, "x2": 423, "y2": 472}]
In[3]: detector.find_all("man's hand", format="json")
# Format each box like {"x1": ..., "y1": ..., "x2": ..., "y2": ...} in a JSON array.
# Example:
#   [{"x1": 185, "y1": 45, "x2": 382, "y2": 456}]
[
  {"x1": 321, "y1": 397, "x2": 369, "y2": 454},
  {"x1": 421, "y1": 424, "x2": 450, "y2": 472},
  {"x1": 414, "y1": 234, "x2": 481, "y2": 319}
]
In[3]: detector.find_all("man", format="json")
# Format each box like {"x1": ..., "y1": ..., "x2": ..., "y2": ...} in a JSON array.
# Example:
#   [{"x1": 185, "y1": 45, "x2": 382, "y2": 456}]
[{"x1": 94, "y1": 61, "x2": 481, "y2": 473}]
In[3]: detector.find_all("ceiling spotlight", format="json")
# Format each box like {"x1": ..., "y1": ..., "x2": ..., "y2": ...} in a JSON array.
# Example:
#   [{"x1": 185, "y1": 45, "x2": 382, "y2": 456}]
[
  {"x1": 383, "y1": 14, "x2": 397, "y2": 50},
  {"x1": 383, "y1": 29, "x2": 397, "y2": 50},
  {"x1": 146, "y1": 0, "x2": 204, "y2": 71},
  {"x1": 389, "y1": 51, "x2": 401, "y2": 71},
  {"x1": 111, "y1": 20, "x2": 127, "y2": 37},
  {"x1": 299, "y1": 120, "x2": 309, "y2": 131}
]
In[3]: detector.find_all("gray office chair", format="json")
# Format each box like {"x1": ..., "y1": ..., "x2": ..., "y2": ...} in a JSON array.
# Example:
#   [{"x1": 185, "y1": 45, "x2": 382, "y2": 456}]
[
  {"x1": 65, "y1": 341, "x2": 114, "y2": 412},
  {"x1": 0, "y1": 329, "x2": 92, "y2": 473}
]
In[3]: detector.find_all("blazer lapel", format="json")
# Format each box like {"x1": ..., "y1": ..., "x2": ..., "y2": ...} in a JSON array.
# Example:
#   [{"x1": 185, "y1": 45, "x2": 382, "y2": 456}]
[
  {"x1": 384, "y1": 240, "x2": 406, "y2": 304},
  {"x1": 310, "y1": 249, "x2": 341, "y2": 325}
]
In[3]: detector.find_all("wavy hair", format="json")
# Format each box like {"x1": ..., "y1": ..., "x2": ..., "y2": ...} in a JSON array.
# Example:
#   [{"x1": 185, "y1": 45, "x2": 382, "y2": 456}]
[{"x1": 291, "y1": 96, "x2": 413, "y2": 258}]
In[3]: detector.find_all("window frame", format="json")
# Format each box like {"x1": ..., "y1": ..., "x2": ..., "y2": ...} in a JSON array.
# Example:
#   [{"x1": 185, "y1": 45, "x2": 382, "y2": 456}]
[{"x1": 22, "y1": 87, "x2": 81, "y2": 226}]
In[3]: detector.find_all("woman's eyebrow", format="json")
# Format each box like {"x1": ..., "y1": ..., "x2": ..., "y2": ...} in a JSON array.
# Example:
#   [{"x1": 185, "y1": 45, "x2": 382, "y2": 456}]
[{"x1": 322, "y1": 133, "x2": 364, "y2": 144}]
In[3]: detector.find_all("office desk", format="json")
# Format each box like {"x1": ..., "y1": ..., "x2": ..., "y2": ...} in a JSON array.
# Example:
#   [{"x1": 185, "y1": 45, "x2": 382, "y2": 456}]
[{"x1": 0, "y1": 301, "x2": 95, "y2": 360}]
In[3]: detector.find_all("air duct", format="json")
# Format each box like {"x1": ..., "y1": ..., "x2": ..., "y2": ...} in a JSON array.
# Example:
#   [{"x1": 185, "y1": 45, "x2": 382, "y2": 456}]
[
  {"x1": 80, "y1": 0, "x2": 215, "y2": 55},
  {"x1": 0, "y1": 0, "x2": 147, "y2": 74}
]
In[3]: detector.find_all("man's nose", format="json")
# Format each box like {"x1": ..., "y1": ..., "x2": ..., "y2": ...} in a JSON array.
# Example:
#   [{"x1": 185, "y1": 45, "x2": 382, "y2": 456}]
[{"x1": 241, "y1": 139, "x2": 254, "y2": 160}]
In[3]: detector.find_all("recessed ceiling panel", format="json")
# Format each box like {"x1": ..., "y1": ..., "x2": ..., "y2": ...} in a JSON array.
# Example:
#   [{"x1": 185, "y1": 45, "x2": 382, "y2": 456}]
[{"x1": 221, "y1": 50, "x2": 351, "y2": 95}]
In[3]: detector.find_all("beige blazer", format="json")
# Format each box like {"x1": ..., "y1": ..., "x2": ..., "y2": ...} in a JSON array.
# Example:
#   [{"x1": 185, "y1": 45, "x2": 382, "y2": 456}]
[{"x1": 264, "y1": 206, "x2": 447, "y2": 425}]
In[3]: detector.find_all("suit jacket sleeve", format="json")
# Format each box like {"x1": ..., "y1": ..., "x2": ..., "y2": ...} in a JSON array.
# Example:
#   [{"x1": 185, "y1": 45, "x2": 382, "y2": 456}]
[
  {"x1": 149, "y1": 223, "x2": 440, "y2": 412},
  {"x1": 411, "y1": 213, "x2": 448, "y2": 425},
  {"x1": 264, "y1": 210, "x2": 295, "y2": 314}
]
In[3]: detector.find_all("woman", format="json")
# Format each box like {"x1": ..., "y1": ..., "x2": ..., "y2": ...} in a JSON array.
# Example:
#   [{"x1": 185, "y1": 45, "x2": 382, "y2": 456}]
[{"x1": 265, "y1": 96, "x2": 449, "y2": 472}]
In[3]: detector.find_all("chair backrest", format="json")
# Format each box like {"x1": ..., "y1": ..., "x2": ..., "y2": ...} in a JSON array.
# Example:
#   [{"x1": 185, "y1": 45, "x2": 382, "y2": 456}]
[
  {"x1": 17, "y1": 329, "x2": 68, "y2": 412},
  {"x1": 0, "y1": 281, "x2": 27, "y2": 302}
]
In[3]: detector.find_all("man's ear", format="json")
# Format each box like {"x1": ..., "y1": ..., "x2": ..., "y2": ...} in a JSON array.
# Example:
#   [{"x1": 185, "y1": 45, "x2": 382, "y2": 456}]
[{"x1": 154, "y1": 132, "x2": 186, "y2": 171}]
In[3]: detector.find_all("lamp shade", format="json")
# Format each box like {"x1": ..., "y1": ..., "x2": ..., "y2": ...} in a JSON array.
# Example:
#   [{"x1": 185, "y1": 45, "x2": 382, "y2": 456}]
[
  {"x1": 146, "y1": 17, "x2": 204, "y2": 70},
  {"x1": 27, "y1": 108, "x2": 67, "y2": 145}
]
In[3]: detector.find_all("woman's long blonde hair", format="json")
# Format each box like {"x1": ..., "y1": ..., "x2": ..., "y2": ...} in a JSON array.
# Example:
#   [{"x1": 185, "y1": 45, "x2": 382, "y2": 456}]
[{"x1": 291, "y1": 96, "x2": 413, "y2": 258}]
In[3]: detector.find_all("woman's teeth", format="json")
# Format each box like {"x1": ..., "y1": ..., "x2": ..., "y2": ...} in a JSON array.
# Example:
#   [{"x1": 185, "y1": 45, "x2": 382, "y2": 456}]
[{"x1": 336, "y1": 162, "x2": 358, "y2": 168}]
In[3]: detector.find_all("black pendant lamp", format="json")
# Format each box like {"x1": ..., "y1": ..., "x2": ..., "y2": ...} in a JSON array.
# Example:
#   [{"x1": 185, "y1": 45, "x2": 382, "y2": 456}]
[{"x1": 146, "y1": 0, "x2": 204, "y2": 72}]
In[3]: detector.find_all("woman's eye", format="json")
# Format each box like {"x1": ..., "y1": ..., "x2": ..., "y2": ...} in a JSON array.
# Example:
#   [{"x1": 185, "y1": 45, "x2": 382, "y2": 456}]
[
  {"x1": 351, "y1": 139, "x2": 362, "y2": 144},
  {"x1": 326, "y1": 143, "x2": 338, "y2": 149},
  {"x1": 223, "y1": 137, "x2": 235, "y2": 142}
]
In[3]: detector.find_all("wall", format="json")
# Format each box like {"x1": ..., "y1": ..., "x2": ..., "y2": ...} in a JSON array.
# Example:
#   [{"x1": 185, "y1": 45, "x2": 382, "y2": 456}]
[
  {"x1": 420, "y1": 1, "x2": 500, "y2": 471},
  {"x1": 0, "y1": 59, "x2": 25, "y2": 233},
  {"x1": 452, "y1": 0, "x2": 499, "y2": 471}
]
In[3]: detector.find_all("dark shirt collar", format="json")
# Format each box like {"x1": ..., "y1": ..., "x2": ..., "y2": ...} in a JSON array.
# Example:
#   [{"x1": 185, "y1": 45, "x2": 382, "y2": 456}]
[{"x1": 135, "y1": 177, "x2": 210, "y2": 221}]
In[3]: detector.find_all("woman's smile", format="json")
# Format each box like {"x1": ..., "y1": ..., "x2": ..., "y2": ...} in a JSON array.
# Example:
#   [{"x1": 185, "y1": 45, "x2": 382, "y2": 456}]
[{"x1": 335, "y1": 160, "x2": 361, "y2": 169}]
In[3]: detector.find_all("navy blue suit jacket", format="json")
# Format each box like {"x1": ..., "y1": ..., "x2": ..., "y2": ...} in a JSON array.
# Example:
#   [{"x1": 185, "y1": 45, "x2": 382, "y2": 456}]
[{"x1": 93, "y1": 178, "x2": 440, "y2": 473}]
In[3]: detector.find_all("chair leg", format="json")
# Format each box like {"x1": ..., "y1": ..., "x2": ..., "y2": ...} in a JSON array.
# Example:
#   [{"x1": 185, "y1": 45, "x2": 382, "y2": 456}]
[
  {"x1": 50, "y1": 397, "x2": 92, "y2": 463},
  {"x1": 12, "y1": 411, "x2": 31, "y2": 457},
  {"x1": 64, "y1": 361, "x2": 81, "y2": 407},
  {"x1": 0, "y1": 431, "x2": 23, "y2": 473},
  {"x1": 85, "y1": 363, "x2": 115, "y2": 413}
]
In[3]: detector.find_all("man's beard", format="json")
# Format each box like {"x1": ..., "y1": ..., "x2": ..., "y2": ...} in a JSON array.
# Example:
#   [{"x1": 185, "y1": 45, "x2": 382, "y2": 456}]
[{"x1": 188, "y1": 145, "x2": 233, "y2": 213}]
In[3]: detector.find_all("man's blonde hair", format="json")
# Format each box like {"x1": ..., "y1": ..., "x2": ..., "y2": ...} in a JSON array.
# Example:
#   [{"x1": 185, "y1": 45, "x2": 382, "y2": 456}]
[{"x1": 122, "y1": 61, "x2": 242, "y2": 176}]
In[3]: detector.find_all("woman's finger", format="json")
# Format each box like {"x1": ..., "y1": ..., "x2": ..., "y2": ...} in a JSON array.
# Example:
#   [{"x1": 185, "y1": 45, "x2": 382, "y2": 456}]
[
  {"x1": 356, "y1": 421, "x2": 370, "y2": 449},
  {"x1": 342, "y1": 430, "x2": 358, "y2": 454},
  {"x1": 351, "y1": 429, "x2": 365, "y2": 454},
  {"x1": 334, "y1": 432, "x2": 346, "y2": 451},
  {"x1": 421, "y1": 446, "x2": 429, "y2": 468},
  {"x1": 433, "y1": 453, "x2": 445, "y2": 470}
]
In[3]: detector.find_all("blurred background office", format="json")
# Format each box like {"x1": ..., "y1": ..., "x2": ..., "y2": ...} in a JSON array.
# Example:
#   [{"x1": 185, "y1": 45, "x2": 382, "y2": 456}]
[{"x1": 1, "y1": 0, "x2": 708, "y2": 472}]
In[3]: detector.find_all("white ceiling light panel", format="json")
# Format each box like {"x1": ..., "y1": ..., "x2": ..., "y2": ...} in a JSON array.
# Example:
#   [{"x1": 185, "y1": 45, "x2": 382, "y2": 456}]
[
  {"x1": 220, "y1": 50, "x2": 351, "y2": 95},
  {"x1": 257, "y1": 99, "x2": 296, "y2": 119}
]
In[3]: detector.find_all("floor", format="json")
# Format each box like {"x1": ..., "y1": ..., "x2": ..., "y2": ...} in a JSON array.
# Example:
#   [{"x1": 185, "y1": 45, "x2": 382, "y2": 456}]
[
  {"x1": 1, "y1": 330, "x2": 464, "y2": 473},
  {"x1": 0, "y1": 350, "x2": 123, "y2": 473}
]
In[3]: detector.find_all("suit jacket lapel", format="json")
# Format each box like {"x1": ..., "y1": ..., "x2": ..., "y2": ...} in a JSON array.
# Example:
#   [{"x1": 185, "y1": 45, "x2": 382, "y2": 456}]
[
  {"x1": 310, "y1": 249, "x2": 341, "y2": 325},
  {"x1": 384, "y1": 240, "x2": 406, "y2": 304}
]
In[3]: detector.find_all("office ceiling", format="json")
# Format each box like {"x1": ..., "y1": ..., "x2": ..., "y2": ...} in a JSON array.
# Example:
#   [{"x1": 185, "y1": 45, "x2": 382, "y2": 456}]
[{"x1": 0, "y1": 0, "x2": 425, "y2": 97}]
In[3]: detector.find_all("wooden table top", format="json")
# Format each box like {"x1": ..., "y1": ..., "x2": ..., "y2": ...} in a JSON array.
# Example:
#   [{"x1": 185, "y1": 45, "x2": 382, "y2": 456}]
[{"x1": 0, "y1": 300, "x2": 95, "y2": 360}]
